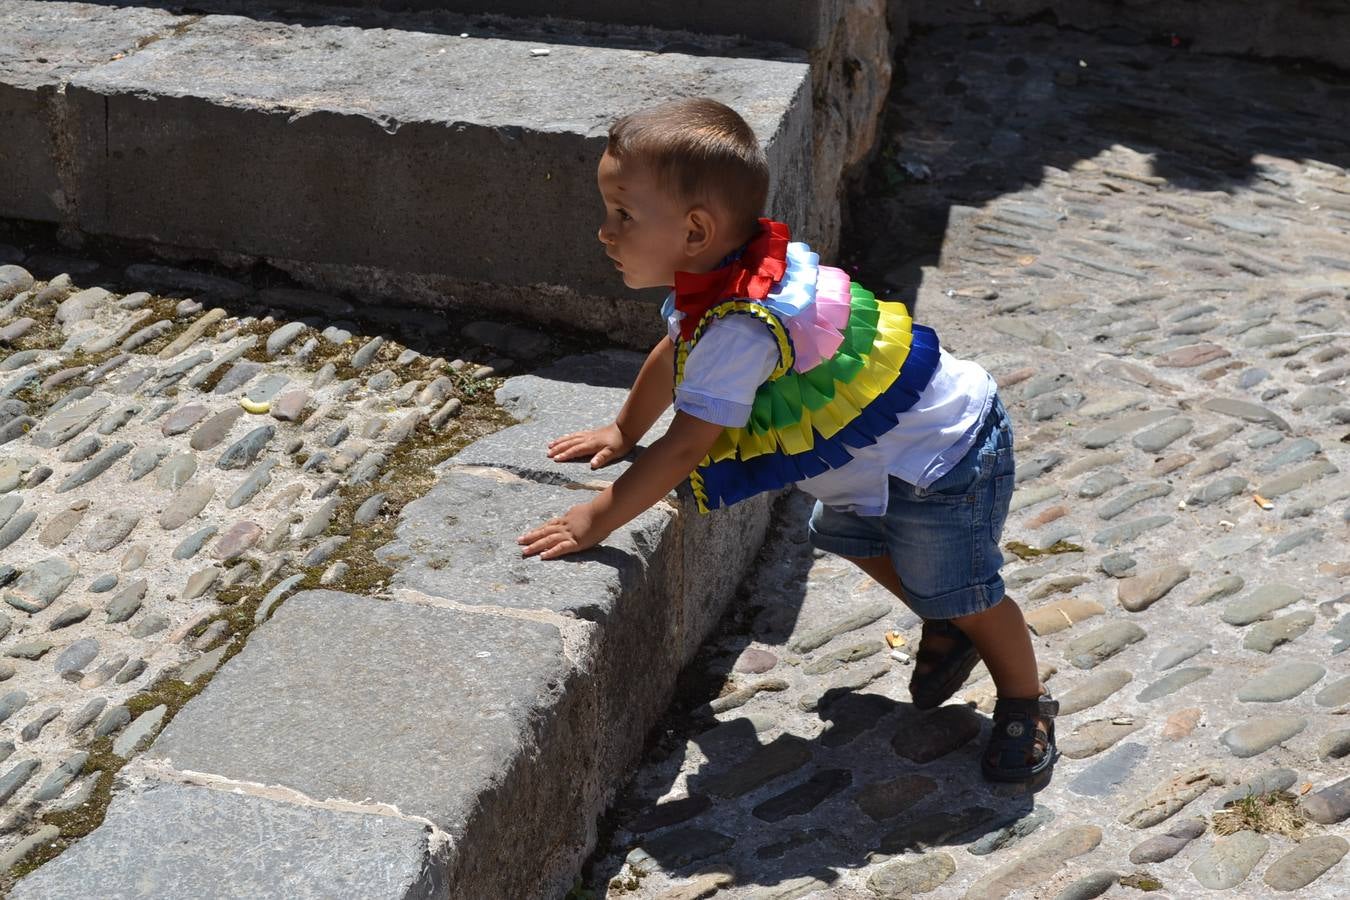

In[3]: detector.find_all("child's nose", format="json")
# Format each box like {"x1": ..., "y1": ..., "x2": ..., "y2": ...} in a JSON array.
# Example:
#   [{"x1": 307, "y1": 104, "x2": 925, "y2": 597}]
[{"x1": 597, "y1": 224, "x2": 613, "y2": 245}]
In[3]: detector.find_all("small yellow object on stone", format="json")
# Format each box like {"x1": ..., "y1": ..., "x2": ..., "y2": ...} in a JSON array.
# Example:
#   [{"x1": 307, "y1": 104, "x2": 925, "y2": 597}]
[
  {"x1": 1253, "y1": 493, "x2": 1274, "y2": 511},
  {"x1": 239, "y1": 398, "x2": 271, "y2": 414},
  {"x1": 884, "y1": 631, "x2": 906, "y2": 649}
]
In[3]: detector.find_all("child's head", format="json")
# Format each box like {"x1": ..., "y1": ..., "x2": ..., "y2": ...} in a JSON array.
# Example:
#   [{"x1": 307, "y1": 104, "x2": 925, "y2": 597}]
[{"x1": 597, "y1": 97, "x2": 769, "y2": 289}]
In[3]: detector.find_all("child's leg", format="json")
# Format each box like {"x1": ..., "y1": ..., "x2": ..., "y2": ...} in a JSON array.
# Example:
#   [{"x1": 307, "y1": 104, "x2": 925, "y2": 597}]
[
  {"x1": 842, "y1": 553, "x2": 1042, "y2": 701},
  {"x1": 950, "y1": 596, "x2": 1043, "y2": 699},
  {"x1": 842, "y1": 554, "x2": 972, "y2": 685},
  {"x1": 866, "y1": 393, "x2": 1055, "y2": 779},
  {"x1": 844, "y1": 555, "x2": 1040, "y2": 699}
]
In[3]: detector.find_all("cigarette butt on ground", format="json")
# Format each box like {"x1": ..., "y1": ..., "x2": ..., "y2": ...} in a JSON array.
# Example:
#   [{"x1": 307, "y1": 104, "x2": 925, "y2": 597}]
[{"x1": 1253, "y1": 493, "x2": 1274, "y2": 510}]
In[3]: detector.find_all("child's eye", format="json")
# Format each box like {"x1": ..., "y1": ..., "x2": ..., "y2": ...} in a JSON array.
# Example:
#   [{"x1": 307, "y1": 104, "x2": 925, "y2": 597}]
[{"x1": 618, "y1": 209, "x2": 632, "y2": 222}]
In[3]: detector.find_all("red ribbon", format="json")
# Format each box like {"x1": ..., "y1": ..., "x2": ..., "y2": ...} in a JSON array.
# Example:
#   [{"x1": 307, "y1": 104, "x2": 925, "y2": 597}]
[{"x1": 672, "y1": 218, "x2": 791, "y2": 340}]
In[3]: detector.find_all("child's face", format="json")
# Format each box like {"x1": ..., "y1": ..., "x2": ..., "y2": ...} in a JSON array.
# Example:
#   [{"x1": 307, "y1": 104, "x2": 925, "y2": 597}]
[{"x1": 596, "y1": 152, "x2": 697, "y2": 289}]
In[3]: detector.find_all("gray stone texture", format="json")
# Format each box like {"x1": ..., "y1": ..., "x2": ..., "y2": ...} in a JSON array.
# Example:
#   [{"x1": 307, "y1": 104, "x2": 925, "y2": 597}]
[
  {"x1": 10, "y1": 778, "x2": 445, "y2": 900},
  {"x1": 458, "y1": 350, "x2": 655, "y2": 480},
  {"x1": 382, "y1": 468, "x2": 670, "y2": 619},
  {"x1": 1303, "y1": 776, "x2": 1350, "y2": 825},
  {"x1": 1264, "y1": 835, "x2": 1350, "y2": 892},
  {"x1": 146, "y1": 591, "x2": 590, "y2": 899},
  {"x1": 358, "y1": 0, "x2": 845, "y2": 49},
  {"x1": 1190, "y1": 830, "x2": 1269, "y2": 890},
  {"x1": 0, "y1": 2, "x2": 188, "y2": 222},
  {"x1": 59, "y1": 16, "x2": 811, "y2": 345}
]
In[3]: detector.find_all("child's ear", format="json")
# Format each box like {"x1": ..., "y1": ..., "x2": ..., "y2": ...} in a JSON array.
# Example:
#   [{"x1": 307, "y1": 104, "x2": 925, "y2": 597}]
[{"x1": 685, "y1": 207, "x2": 716, "y2": 257}]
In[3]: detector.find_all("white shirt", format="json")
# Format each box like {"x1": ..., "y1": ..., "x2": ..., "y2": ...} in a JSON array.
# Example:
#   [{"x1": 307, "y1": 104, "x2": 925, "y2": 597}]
[{"x1": 665, "y1": 298, "x2": 994, "y2": 516}]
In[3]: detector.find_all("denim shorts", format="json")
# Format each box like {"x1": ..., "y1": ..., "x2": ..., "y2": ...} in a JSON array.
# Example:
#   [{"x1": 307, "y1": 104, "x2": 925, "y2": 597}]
[{"x1": 808, "y1": 394, "x2": 1015, "y2": 620}]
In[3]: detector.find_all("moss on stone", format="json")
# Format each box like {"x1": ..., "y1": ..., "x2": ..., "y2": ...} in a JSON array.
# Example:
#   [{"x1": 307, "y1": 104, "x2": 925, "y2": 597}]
[
  {"x1": 1119, "y1": 872, "x2": 1165, "y2": 891},
  {"x1": 7, "y1": 667, "x2": 215, "y2": 883},
  {"x1": 1004, "y1": 540, "x2": 1085, "y2": 560}
]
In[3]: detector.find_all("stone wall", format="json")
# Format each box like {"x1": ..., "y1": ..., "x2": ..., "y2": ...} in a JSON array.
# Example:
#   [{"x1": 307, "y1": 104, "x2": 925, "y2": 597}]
[{"x1": 805, "y1": 0, "x2": 895, "y2": 262}]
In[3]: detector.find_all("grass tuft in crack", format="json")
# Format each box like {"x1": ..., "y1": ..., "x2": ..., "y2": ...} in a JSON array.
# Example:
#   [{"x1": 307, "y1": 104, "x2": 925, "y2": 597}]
[{"x1": 1212, "y1": 790, "x2": 1308, "y2": 839}]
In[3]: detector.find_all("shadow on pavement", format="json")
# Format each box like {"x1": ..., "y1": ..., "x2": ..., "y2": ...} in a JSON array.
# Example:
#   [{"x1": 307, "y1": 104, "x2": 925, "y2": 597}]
[
  {"x1": 586, "y1": 490, "x2": 1052, "y2": 895},
  {"x1": 847, "y1": 21, "x2": 1350, "y2": 314}
]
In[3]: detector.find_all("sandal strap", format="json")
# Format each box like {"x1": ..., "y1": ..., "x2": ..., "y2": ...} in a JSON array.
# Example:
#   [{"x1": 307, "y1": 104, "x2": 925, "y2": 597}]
[
  {"x1": 984, "y1": 694, "x2": 1059, "y2": 781},
  {"x1": 992, "y1": 695, "x2": 1059, "y2": 719}
]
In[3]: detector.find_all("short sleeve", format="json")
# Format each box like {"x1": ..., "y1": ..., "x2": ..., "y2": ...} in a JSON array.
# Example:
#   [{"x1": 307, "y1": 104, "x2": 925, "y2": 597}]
[
  {"x1": 675, "y1": 315, "x2": 780, "y2": 428},
  {"x1": 660, "y1": 291, "x2": 681, "y2": 342}
]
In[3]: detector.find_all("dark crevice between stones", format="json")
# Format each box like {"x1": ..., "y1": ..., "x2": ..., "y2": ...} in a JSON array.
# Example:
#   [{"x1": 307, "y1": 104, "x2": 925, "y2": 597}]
[{"x1": 0, "y1": 219, "x2": 615, "y2": 368}]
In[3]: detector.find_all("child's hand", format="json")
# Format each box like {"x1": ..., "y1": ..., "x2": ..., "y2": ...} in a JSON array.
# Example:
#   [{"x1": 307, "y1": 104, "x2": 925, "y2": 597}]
[
  {"x1": 546, "y1": 423, "x2": 632, "y2": 469},
  {"x1": 518, "y1": 502, "x2": 610, "y2": 559}
]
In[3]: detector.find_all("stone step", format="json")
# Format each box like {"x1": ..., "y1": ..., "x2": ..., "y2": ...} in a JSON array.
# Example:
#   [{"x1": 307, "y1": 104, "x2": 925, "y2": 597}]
[
  {"x1": 12, "y1": 352, "x2": 774, "y2": 899},
  {"x1": 0, "y1": 0, "x2": 840, "y2": 346},
  {"x1": 11, "y1": 777, "x2": 445, "y2": 898},
  {"x1": 188, "y1": 0, "x2": 844, "y2": 49}
]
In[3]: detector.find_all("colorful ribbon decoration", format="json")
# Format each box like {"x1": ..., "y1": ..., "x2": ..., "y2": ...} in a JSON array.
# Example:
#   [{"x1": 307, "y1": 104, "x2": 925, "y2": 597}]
[
  {"x1": 672, "y1": 218, "x2": 790, "y2": 340},
  {"x1": 674, "y1": 221, "x2": 941, "y2": 513}
]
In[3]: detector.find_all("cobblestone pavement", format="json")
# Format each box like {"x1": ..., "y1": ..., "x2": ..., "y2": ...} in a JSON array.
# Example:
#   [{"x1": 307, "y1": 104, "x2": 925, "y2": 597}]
[
  {"x1": 582, "y1": 23, "x2": 1350, "y2": 900},
  {"x1": 0, "y1": 252, "x2": 559, "y2": 878}
]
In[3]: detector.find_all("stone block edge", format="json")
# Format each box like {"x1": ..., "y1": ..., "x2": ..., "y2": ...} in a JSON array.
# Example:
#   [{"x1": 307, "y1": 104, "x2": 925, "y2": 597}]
[{"x1": 11, "y1": 360, "x2": 775, "y2": 900}]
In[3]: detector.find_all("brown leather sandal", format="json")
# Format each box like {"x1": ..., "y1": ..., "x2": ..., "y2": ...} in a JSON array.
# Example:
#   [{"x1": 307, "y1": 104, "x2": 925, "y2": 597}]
[
  {"x1": 982, "y1": 694, "x2": 1059, "y2": 782},
  {"x1": 908, "y1": 619, "x2": 981, "y2": 710}
]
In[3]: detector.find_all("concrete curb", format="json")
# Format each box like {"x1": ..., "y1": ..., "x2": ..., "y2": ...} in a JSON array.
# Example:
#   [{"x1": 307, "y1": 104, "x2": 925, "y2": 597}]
[{"x1": 12, "y1": 352, "x2": 773, "y2": 899}]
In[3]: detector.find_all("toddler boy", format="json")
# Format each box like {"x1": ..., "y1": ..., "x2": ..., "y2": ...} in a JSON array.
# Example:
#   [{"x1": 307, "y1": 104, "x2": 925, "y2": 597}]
[{"x1": 518, "y1": 98, "x2": 1056, "y2": 782}]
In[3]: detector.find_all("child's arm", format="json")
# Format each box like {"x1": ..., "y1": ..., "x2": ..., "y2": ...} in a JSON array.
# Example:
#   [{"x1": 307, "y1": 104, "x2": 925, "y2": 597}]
[
  {"x1": 518, "y1": 410, "x2": 722, "y2": 559},
  {"x1": 547, "y1": 337, "x2": 675, "y2": 469}
]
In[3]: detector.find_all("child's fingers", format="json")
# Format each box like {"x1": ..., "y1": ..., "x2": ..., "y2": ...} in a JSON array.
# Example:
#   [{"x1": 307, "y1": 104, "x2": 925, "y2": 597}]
[
  {"x1": 546, "y1": 437, "x2": 582, "y2": 458},
  {"x1": 521, "y1": 529, "x2": 573, "y2": 558},
  {"x1": 590, "y1": 448, "x2": 612, "y2": 468},
  {"x1": 540, "y1": 538, "x2": 578, "y2": 559},
  {"x1": 549, "y1": 441, "x2": 594, "y2": 461},
  {"x1": 548, "y1": 431, "x2": 585, "y2": 448},
  {"x1": 517, "y1": 519, "x2": 561, "y2": 545},
  {"x1": 519, "y1": 533, "x2": 552, "y2": 556}
]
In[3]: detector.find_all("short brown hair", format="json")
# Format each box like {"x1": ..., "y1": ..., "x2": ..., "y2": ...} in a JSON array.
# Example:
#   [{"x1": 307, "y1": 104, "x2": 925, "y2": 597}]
[{"x1": 606, "y1": 97, "x2": 769, "y2": 236}]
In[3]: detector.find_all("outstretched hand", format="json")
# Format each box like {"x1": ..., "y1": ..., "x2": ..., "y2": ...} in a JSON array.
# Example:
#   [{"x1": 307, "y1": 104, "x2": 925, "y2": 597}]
[
  {"x1": 518, "y1": 502, "x2": 610, "y2": 559},
  {"x1": 524, "y1": 410, "x2": 722, "y2": 562},
  {"x1": 546, "y1": 423, "x2": 631, "y2": 469}
]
